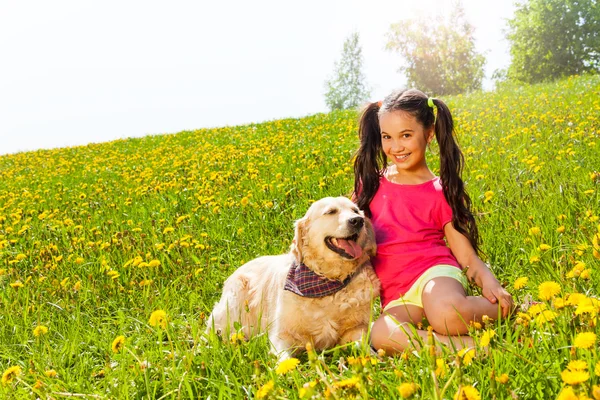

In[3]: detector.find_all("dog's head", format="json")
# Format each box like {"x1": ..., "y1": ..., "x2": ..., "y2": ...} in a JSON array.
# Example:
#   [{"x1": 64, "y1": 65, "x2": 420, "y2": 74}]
[{"x1": 290, "y1": 197, "x2": 376, "y2": 280}]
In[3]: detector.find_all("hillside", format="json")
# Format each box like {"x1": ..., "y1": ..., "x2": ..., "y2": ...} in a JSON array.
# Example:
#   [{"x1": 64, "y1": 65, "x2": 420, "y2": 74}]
[{"x1": 0, "y1": 74, "x2": 599, "y2": 398}]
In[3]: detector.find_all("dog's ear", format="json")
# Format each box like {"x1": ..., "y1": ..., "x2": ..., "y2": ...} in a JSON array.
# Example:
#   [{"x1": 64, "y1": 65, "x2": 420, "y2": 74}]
[
  {"x1": 364, "y1": 218, "x2": 377, "y2": 257},
  {"x1": 290, "y1": 216, "x2": 308, "y2": 263}
]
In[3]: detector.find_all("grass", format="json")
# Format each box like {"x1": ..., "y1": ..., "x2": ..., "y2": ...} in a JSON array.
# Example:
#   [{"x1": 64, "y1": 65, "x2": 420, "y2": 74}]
[{"x1": 0, "y1": 73, "x2": 599, "y2": 399}]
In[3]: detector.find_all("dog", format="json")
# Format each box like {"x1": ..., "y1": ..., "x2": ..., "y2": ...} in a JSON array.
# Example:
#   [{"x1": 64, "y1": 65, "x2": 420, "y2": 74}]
[{"x1": 206, "y1": 196, "x2": 380, "y2": 359}]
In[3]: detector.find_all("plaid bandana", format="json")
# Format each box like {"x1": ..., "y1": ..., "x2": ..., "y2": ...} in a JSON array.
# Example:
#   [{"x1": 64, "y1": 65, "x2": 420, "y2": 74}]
[{"x1": 284, "y1": 260, "x2": 370, "y2": 298}]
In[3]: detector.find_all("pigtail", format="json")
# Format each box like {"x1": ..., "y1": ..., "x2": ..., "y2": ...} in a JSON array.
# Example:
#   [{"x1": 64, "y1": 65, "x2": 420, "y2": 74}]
[
  {"x1": 353, "y1": 102, "x2": 386, "y2": 217},
  {"x1": 432, "y1": 98, "x2": 481, "y2": 255}
]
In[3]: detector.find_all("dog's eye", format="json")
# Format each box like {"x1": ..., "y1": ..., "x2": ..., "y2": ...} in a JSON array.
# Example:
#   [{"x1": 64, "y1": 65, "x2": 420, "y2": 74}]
[
  {"x1": 352, "y1": 208, "x2": 360, "y2": 214},
  {"x1": 325, "y1": 208, "x2": 338, "y2": 215}
]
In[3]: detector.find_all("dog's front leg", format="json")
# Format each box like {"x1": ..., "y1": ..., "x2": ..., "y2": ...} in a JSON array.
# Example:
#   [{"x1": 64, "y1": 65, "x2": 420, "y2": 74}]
[
  {"x1": 268, "y1": 326, "x2": 296, "y2": 362},
  {"x1": 338, "y1": 325, "x2": 368, "y2": 345}
]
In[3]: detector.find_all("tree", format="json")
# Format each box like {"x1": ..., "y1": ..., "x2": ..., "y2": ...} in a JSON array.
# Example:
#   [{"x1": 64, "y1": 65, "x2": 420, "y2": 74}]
[
  {"x1": 506, "y1": 0, "x2": 600, "y2": 84},
  {"x1": 324, "y1": 32, "x2": 370, "y2": 111},
  {"x1": 386, "y1": 2, "x2": 485, "y2": 96}
]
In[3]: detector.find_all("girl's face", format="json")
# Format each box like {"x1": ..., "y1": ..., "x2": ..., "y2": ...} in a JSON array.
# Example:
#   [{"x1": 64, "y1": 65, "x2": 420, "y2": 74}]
[{"x1": 379, "y1": 110, "x2": 434, "y2": 175}]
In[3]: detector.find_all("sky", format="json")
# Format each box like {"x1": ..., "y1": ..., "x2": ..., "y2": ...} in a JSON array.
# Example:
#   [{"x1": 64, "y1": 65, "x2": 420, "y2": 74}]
[{"x1": 0, "y1": 0, "x2": 515, "y2": 156}]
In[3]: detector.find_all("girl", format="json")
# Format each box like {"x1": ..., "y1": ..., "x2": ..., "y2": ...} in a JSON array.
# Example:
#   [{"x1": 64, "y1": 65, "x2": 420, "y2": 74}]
[{"x1": 353, "y1": 89, "x2": 513, "y2": 353}]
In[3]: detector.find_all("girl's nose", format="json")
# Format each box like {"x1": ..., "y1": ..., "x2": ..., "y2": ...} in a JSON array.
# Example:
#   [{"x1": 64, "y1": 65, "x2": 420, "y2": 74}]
[{"x1": 391, "y1": 141, "x2": 404, "y2": 152}]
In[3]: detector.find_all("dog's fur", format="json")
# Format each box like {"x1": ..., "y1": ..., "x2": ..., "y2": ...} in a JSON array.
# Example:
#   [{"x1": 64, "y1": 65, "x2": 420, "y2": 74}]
[{"x1": 206, "y1": 196, "x2": 380, "y2": 359}]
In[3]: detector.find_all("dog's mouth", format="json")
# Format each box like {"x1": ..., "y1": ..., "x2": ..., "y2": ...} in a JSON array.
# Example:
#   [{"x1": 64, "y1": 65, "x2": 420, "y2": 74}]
[{"x1": 325, "y1": 234, "x2": 362, "y2": 259}]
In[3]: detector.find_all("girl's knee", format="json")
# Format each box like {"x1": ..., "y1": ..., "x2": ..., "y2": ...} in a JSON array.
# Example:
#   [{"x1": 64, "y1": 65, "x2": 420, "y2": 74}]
[{"x1": 427, "y1": 298, "x2": 471, "y2": 335}]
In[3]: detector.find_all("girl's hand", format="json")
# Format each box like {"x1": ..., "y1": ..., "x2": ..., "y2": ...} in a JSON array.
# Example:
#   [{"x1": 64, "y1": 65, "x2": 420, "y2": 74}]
[{"x1": 481, "y1": 275, "x2": 514, "y2": 318}]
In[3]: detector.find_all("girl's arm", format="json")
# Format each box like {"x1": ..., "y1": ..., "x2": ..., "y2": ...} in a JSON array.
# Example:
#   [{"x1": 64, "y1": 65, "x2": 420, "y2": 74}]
[{"x1": 443, "y1": 222, "x2": 514, "y2": 317}]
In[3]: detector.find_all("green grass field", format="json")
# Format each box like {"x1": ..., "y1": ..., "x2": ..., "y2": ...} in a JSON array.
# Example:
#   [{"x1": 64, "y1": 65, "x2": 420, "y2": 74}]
[{"x1": 1, "y1": 74, "x2": 599, "y2": 399}]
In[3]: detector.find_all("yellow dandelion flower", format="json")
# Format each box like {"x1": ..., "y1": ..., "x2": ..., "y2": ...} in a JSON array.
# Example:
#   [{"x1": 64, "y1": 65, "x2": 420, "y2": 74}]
[
  {"x1": 44, "y1": 369, "x2": 57, "y2": 378},
  {"x1": 513, "y1": 277, "x2": 529, "y2": 290},
  {"x1": 112, "y1": 335, "x2": 126, "y2": 353},
  {"x1": 575, "y1": 298, "x2": 599, "y2": 316},
  {"x1": 454, "y1": 385, "x2": 481, "y2": 400},
  {"x1": 334, "y1": 376, "x2": 360, "y2": 388},
  {"x1": 566, "y1": 293, "x2": 586, "y2": 306},
  {"x1": 496, "y1": 373, "x2": 509, "y2": 384},
  {"x1": 553, "y1": 297, "x2": 566, "y2": 309},
  {"x1": 33, "y1": 325, "x2": 48, "y2": 337},
  {"x1": 256, "y1": 380, "x2": 274, "y2": 399},
  {"x1": 538, "y1": 281, "x2": 561, "y2": 301},
  {"x1": 568, "y1": 360, "x2": 588, "y2": 371},
  {"x1": 529, "y1": 255, "x2": 540, "y2": 264},
  {"x1": 398, "y1": 382, "x2": 419, "y2": 398},
  {"x1": 529, "y1": 226, "x2": 541, "y2": 236},
  {"x1": 163, "y1": 227, "x2": 174, "y2": 234},
  {"x1": 556, "y1": 386, "x2": 578, "y2": 400},
  {"x1": 537, "y1": 310, "x2": 558, "y2": 324},
  {"x1": 1, "y1": 365, "x2": 22, "y2": 385},
  {"x1": 149, "y1": 309, "x2": 168, "y2": 329},
  {"x1": 596, "y1": 361, "x2": 600, "y2": 377},
  {"x1": 435, "y1": 358, "x2": 447, "y2": 378},
  {"x1": 275, "y1": 358, "x2": 299, "y2": 375},
  {"x1": 557, "y1": 226, "x2": 566, "y2": 233},
  {"x1": 479, "y1": 329, "x2": 495, "y2": 347},
  {"x1": 592, "y1": 385, "x2": 600, "y2": 400},
  {"x1": 574, "y1": 332, "x2": 596, "y2": 349},
  {"x1": 561, "y1": 369, "x2": 589, "y2": 385},
  {"x1": 484, "y1": 191, "x2": 494, "y2": 203},
  {"x1": 9, "y1": 281, "x2": 24, "y2": 288},
  {"x1": 240, "y1": 197, "x2": 249, "y2": 206},
  {"x1": 538, "y1": 244, "x2": 551, "y2": 251},
  {"x1": 458, "y1": 348, "x2": 476, "y2": 366},
  {"x1": 148, "y1": 260, "x2": 161, "y2": 267}
]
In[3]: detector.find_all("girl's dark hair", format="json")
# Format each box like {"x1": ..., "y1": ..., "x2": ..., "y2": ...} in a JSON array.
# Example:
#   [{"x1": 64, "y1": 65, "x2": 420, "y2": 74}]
[{"x1": 353, "y1": 89, "x2": 480, "y2": 254}]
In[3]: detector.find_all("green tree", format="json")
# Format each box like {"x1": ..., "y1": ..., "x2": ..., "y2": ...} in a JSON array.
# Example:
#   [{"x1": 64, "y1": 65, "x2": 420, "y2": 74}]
[
  {"x1": 324, "y1": 32, "x2": 370, "y2": 111},
  {"x1": 506, "y1": 0, "x2": 600, "y2": 84},
  {"x1": 386, "y1": 2, "x2": 485, "y2": 96}
]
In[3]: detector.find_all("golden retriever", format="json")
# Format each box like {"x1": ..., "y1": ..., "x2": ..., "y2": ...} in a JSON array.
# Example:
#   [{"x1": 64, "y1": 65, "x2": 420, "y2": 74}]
[{"x1": 206, "y1": 196, "x2": 380, "y2": 359}]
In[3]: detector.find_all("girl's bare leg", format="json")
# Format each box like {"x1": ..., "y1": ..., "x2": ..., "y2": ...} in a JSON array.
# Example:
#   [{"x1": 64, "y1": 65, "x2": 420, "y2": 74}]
[
  {"x1": 370, "y1": 304, "x2": 474, "y2": 354},
  {"x1": 422, "y1": 277, "x2": 502, "y2": 336}
]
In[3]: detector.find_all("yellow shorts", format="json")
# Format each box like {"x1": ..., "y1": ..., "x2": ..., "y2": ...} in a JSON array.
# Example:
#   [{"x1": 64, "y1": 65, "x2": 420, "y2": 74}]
[{"x1": 383, "y1": 265, "x2": 468, "y2": 311}]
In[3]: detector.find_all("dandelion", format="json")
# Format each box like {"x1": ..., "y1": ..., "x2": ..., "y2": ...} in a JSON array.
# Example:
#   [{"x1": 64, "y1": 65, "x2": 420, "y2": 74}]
[
  {"x1": 596, "y1": 361, "x2": 600, "y2": 377},
  {"x1": 458, "y1": 348, "x2": 476, "y2": 366},
  {"x1": 513, "y1": 276, "x2": 528, "y2": 290},
  {"x1": 275, "y1": 358, "x2": 299, "y2": 375},
  {"x1": 484, "y1": 191, "x2": 494, "y2": 203},
  {"x1": 538, "y1": 281, "x2": 561, "y2": 301},
  {"x1": 556, "y1": 386, "x2": 578, "y2": 400},
  {"x1": 149, "y1": 309, "x2": 168, "y2": 329},
  {"x1": 33, "y1": 325, "x2": 48, "y2": 337},
  {"x1": 240, "y1": 197, "x2": 249, "y2": 206},
  {"x1": 334, "y1": 376, "x2": 360, "y2": 388},
  {"x1": 256, "y1": 380, "x2": 274, "y2": 398},
  {"x1": 435, "y1": 358, "x2": 447, "y2": 378},
  {"x1": 398, "y1": 382, "x2": 418, "y2": 398},
  {"x1": 44, "y1": 369, "x2": 57, "y2": 378},
  {"x1": 9, "y1": 281, "x2": 24, "y2": 289},
  {"x1": 561, "y1": 369, "x2": 589, "y2": 385},
  {"x1": 454, "y1": 385, "x2": 481, "y2": 400},
  {"x1": 1, "y1": 366, "x2": 21, "y2": 385},
  {"x1": 557, "y1": 226, "x2": 566, "y2": 233},
  {"x1": 495, "y1": 373, "x2": 509, "y2": 384},
  {"x1": 148, "y1": 260, "x2": 161, "y2": 267},
  {"x1": 479, "y1": 329, "x2": 495, "y2": 347},
  {"x1": 112, "y1": 335, "x2": 126, "y2": 353},
  {"x1": 538, "y1": 244, "x2": 551, "y2": 251},
  {"x1": 529, "y1": 255, "x2": 540, "y2": 264},
  {"x1": 529, "y1": 226, "x2": 541, "y2": 236},
  {"x1": 573, "y1": 332, "x2": 596, "y2": 349}
]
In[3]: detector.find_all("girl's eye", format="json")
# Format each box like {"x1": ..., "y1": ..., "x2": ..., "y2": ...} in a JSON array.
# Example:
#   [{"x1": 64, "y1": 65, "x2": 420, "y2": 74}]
[
  {"x1": 382, "y1": 135, "x2": 391, "y2": 140},
  {"x1": 403, "y1": 134, "x2": 411, "y2": 138}
]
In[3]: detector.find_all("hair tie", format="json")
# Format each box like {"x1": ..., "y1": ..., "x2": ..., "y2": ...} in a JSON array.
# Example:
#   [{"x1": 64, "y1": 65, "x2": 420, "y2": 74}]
[
  {"x1": 377, "y1": 100, "x2": 382, "y2": 107},
  {"x1": 428, "y1": 97, "x2": 437, "y2": 124}
]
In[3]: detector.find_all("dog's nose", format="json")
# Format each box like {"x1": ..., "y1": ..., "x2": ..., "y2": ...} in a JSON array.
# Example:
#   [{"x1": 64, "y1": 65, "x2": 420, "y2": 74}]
[{"x1": 348, "y1": 217, "x2": 364, "y2": 229}]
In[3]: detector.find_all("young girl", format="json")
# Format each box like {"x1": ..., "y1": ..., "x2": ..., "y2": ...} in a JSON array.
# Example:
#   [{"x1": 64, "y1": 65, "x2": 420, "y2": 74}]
[{"x1": 353, "y1": 89, "x2": 513, "y2": 353}]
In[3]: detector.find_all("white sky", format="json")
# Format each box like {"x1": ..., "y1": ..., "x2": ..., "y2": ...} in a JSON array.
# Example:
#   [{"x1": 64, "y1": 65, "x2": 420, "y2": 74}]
[{"x1": 0, "y1": 0, "x2": 515, "y2": 156}]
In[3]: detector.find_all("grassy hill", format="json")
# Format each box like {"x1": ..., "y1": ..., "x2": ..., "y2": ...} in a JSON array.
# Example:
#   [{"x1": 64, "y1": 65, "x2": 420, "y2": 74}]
[{"x1": 0, "y1": 74, "x2": 599, "y2": 398}]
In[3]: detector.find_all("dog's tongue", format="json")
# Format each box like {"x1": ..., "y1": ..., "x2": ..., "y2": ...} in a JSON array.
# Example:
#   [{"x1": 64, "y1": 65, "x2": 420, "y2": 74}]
[{"x1": 337, "y1": 239, "x2": 363, "y2": 259}]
